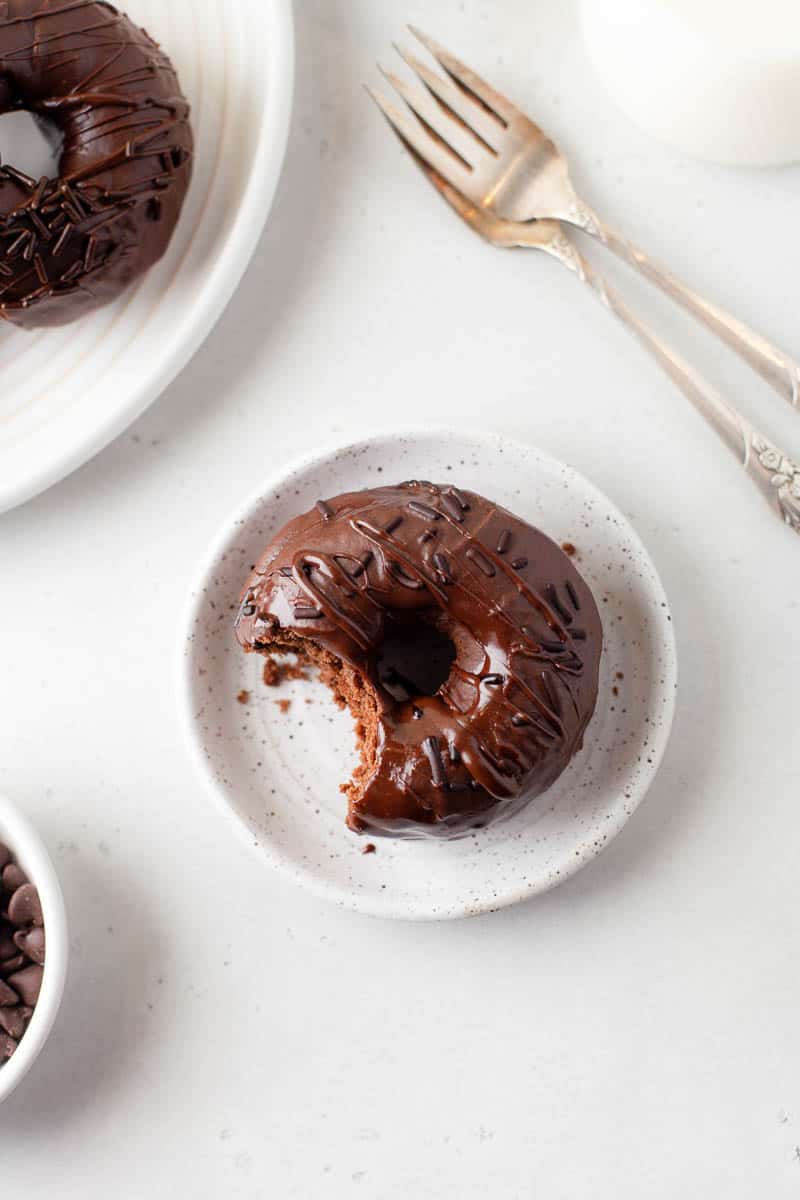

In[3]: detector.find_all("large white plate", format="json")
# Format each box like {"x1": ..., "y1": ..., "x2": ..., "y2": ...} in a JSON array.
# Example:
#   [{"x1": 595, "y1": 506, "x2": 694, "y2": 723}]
[
  {"x1": 0, "y1": 0, "x2": 294, "y2": 514},
  {"x1": 179, "y1": 430, "x2": 677, "y2": 920}
]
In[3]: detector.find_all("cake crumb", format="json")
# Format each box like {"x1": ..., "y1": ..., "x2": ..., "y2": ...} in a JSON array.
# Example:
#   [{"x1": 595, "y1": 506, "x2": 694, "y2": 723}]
[
  {"x1": 612, "y1": 686, "x2": 619, "y2": 696},
  {"x1": 275, "y1": 699, "x2": 291, "y2": 714},
  {"x1": 362, "y1": 843, "x2": 376, "y2": 855},
  {"x1": 262, "y1": 657, "x2": 309, "y2": 687},
  {"x1": 236, "y1": 689, "x2": 250, "y2": 705},
  {"x1": 561, "y1": 542, "x2": 577, "y2": 557},
  {"x1": 616, "y1": 671, "x2": 624, "y2": 680}
]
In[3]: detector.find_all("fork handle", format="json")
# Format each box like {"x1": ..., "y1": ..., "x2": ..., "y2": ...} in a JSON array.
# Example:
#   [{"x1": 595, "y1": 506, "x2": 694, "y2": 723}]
[
  {"x1": 576, "y1": 210, "x2": 800, "y2": 410},
  {"x1": 543, "y1": 230, "x2": 800, "y2": 532}
]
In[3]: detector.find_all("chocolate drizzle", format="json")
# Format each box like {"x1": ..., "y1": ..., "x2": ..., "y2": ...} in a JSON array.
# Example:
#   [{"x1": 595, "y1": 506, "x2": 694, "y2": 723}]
[
  {"x1": 0, "y1": 0, "x2": 193, "y2": 328},
  {"x1": 236, "y1": 482, "x2": 603, "y2": 838}
]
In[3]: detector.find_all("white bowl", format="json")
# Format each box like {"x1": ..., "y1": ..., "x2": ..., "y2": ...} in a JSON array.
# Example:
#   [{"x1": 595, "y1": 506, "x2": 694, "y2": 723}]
[
  {"x1": 178, "y1": 429, "x2": 677, "y2": 920},
  {"x1": 0, "y1": 796, "x2": 68, "y2": 1104},
  {"x1": 0, "y1": 0, "x2": 295, "y2": 513}
]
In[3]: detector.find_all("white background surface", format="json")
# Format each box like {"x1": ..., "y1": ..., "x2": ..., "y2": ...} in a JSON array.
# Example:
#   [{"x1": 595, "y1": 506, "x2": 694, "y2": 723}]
[{"x1": 1, "y1": 1, "x2": 799, "y2": 1194}]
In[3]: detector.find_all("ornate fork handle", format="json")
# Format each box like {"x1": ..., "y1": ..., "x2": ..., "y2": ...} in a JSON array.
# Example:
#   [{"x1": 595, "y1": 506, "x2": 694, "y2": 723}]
[
  {"x1": 573, "y1": 205, "x2": 800, "y2": 411},
  {"x1": 543, "y1": 227, "x2": 800, "y2": 532}
]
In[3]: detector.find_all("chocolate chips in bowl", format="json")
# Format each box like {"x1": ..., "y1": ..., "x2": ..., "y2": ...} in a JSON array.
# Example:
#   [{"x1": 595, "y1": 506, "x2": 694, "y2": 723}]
[
  {"x1": 0, "y1": 795, "x2": 67, "y2": 1102},
  {"x1": 0, "y1": 842, "x2": 45, "y2": 1063}
]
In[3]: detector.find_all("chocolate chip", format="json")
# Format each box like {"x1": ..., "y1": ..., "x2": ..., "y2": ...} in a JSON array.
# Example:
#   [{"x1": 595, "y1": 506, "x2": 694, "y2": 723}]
[
  {"x1": 0, "y1": 842, "x2": 47, "y2": 1064},
  {"x1": 0, "y1": 930, "x2": 17, "y2": 961},
  {"x1": 13, "y1": 927, "x2": 45, "y2": 966},
  {"x1": 0, "y1": 980, "x2": 19, "y2": 1006},
  {"x1": 6, "y1": 965, "x2": 43, "y2": 1007},
  {"x1": 8, "y1": 884, "x2": 43, "y2": 927},
  {"x1": 0, "y1": 1034, "x2": 17, "y2": 1061},
  {"x1": 2, "y1": 864, "x2": 27, "y2": 894},
  {"x1": 0, "y1": 1005, "x2": 31, "y2": 1040}
]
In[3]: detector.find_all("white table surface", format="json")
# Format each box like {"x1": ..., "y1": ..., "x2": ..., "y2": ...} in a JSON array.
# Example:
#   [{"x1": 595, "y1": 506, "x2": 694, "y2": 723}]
[{"x1": 1, "y1": 1, "x2": 799, "y2": 1195}]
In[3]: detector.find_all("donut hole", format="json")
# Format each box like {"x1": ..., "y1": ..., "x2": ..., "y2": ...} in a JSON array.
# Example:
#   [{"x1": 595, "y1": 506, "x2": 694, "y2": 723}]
[
  {"x1": 376, "y1": 620, "x2": 456, "y2": 702},
  {"x1": 0, "y1": 110, "x2": 60, "y2": 181}
]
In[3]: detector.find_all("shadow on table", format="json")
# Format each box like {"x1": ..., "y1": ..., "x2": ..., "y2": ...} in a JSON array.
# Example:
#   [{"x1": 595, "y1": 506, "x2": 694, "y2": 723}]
[
  {"x1": 500, "y1": 528, "x2": 719, "y2": 923},
  {"x1": 119, "y1": 0, "x2": 358, "y2": 455},
  {"x1": 1, "y1": 852, "x2": 165, "y2": 1133}
]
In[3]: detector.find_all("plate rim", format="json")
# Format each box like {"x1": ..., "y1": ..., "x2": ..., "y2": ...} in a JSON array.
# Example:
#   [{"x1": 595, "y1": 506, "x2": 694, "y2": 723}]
[
  {"x1": 176, "y1": 426, "x2": 678, "y2": 920},
  {"x1": 0, "y1": 0, "x2": 295, "y2": 515}
]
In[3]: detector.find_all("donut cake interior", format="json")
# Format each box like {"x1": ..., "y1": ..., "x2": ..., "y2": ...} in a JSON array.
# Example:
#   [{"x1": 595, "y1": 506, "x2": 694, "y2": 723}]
[{"x1": 258, "y1": 629, "x2": 384, "y2": 821}]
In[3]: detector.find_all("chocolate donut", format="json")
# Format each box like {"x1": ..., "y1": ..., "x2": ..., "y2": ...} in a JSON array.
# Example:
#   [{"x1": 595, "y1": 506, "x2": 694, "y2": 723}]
[
  {"x1": 236, "y1": 482, "x2": 603, "y2": 839},
  {"x1": 0, "y1": 0, "x2": 192, "y2": 328}
]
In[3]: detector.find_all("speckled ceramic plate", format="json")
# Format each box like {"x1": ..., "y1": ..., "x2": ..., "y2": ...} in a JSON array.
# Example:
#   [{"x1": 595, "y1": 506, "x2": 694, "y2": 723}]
[
  {"x1": 0, "y1": 0, "x2": 294, "y2": 513},
  {"x1": 178, "y1": 430, "x2": 677, "y2": 920}
]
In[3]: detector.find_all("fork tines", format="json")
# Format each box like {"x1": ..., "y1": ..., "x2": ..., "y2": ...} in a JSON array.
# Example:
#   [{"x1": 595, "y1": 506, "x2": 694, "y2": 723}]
[{"x1": 367, "y1": 27, "x2": 517, "y2": 188}]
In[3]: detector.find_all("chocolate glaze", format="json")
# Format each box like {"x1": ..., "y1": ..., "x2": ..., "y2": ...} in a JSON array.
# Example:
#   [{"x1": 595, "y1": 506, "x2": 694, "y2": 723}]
[
  {"x1": 0, "y1": 0, "x2": 193, "y2": 328},
  {"x1": 236, "y1": 483, "x2": 603, "y2": 839}
]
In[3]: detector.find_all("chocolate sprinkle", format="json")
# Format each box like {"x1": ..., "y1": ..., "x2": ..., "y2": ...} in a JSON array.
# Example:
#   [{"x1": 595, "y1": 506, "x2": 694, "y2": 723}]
[
  {"x1": 496, "y1": 529, "x2": 511, "y2": 554},
  {"x1": 511, "y1": 713, "x2": 532, "y2": 727},
  {"x1": 439, "y1": 492, "x2": 465, "y2": 522},
  {"x1": 447, "y1": 487, "x2": 470, "y2": 510},
  {"x1": 482, "y1": 673, "x2": 504, "y2": 686},
  {"x1": 511, "y1": 556, "x2": 528, "y2": 570},
  {"x1": 571, "y1": 628, "x2": 587, "y2": 640},
  {"x1": 52, "y1": 222, "x2": 73, "y2": 256},
  {"x1": 565, "y1": 580, "x2": 581, "y2": 611},
  {"x1": 407, "y1": 500, "x2": 440, "y2": 521},
  {"x1": 387, "y1": 561, "x2": 425, "y2": 589},
  {"x1": 541, "y1": 640, "x2": 567, "y2": 654},
  {"x1": 546, "y1": 584, "x2": 573, "y2": 626},
  {"x1": 466, "y1": 546, "x2": 495, "y2": 577},
  {"x1": 541, "y1": 670, "x2": 562, "y2": 717},
  {"x1": 422, "y1": 736, "x2": 446, "y2": 788},
  {"x1": 4, "y1": 166, "x2": 35, "y2": 190},
  {"x1": 384, "y1": 515, "x2": 404, "y2": 534},
  {"x1": 349, "y1": 550, "x2": 374, "y2": 579},
  {"x1": 315, "y1": 500, "x2": 334, "y2": 521},
  {"x1": 432, "y1": 552, "x2": 453, "y2": 582},
  {"x1": 293, "y1": 606, "x2": 322, "y2": 620}
]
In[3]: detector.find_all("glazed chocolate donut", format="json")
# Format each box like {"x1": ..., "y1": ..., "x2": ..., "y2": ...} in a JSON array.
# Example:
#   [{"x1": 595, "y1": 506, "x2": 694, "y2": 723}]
[
  {"x1": 0, "y1": 0, "x2": 192, "y2": 328},
  {"x1": 236, "y1": 482, "x2": 603, "y2": 839}
]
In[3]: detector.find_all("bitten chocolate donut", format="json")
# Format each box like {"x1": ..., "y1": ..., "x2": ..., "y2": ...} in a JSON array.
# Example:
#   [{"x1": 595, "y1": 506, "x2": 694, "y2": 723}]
[
  {"x1": 0, "y1": 0, "x2": 193, "y2": 328},
  {"x1": 236, "y1": 482, "x2": 603, "y2": 840}
]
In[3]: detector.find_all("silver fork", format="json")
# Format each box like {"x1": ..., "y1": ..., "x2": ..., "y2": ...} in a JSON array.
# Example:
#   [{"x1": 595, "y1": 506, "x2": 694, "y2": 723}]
[
  {"x1": 373, "y1": 27, "x2": 800, "y2": 411},
  {"x1": 367, "y1": 43, "x2": 800, "y2": 533}
]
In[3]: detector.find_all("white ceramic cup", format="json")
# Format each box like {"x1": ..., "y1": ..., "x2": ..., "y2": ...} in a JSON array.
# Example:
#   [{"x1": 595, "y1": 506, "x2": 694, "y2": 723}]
[
  {"x1": 0, "y1": 795, "x2": 68, "y2": 1104},
  {"x1": 580, "y1": 0, "x2": 800, "y2": 166}
]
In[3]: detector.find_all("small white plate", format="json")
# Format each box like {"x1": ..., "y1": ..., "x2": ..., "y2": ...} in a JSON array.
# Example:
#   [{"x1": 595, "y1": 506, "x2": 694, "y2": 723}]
[
  {"x1": 0, "y1": 0, "x2": 294, "y2": 513},
  {"x1": 178, "y1": 430, "x2": 677, "y2": 920}
]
